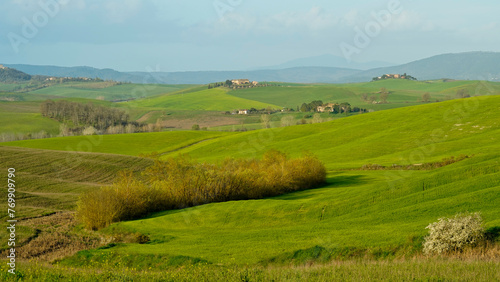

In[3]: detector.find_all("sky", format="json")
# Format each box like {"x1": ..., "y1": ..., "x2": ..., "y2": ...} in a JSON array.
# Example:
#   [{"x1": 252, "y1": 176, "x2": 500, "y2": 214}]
[{"x1": 0, "y1": 0, "x2": 499, "y2": 72}]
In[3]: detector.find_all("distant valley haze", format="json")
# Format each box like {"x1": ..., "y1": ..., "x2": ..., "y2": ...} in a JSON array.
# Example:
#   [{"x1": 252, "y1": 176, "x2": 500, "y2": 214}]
[{"x1": 5, "y1": 51, "x2": 500, "y2": 84}]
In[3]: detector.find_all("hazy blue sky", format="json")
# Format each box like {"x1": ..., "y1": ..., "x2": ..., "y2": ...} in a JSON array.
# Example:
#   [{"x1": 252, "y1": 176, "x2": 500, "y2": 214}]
[{"x1": 1, "y1": 0, "x2": 499, "y2": 71}]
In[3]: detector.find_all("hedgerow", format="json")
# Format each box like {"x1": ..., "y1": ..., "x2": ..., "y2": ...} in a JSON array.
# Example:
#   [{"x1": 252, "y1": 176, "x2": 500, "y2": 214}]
[{"x1": 77, "y1": 150, "x2": 326, "y2": 230}]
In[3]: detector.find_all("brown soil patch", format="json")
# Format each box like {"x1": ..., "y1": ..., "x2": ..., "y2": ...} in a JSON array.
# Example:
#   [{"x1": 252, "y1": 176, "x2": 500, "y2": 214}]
[{"x1": 3, "y1": 212, "x2": 109, "y2": 262}]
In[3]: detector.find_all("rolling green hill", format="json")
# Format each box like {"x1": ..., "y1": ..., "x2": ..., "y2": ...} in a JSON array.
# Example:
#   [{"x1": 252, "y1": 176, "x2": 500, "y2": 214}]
[
  {"x1": 157, "y1": 96, "x2": 500, "y2": 169},
  {"x1": 228, "y1": 84, "x2": 359, "y2": 109},
  {"x1": 29, "y1": 82, "x2": 196, "y2": 101},
  {"x1": 1, "y1": 90, "x2": 499, "y2": 276},
  {"x1": 0, "y1": 101, "x2": 61, "y2": 137},
  {"x1": 2, "y1": 131, "x2": 234, "y2": 156},
  {"x1": 132, "y1": 88, "x2": 281, "y2": 111},
  {"x1": 61, "y1": 96, "x2": 497, "y2": 266},
  {"x1": 99, "y1": 153, "x2": 499, "y2": 265},
  {"x1": 0, "y1": 146, "x2": 153, "y2": 242},
  {"x1": 228, "y1": 80, "x2": 500, "y2": 111}
]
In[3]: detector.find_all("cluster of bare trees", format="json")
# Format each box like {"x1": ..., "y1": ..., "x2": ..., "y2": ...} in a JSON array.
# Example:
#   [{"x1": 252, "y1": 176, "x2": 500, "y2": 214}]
[
  {"x1": 41, "y1": 100, "x2": 130, "y2": 130},
  {"x1": 77, "y1": 150, "x2": 326, "y2": 230}
]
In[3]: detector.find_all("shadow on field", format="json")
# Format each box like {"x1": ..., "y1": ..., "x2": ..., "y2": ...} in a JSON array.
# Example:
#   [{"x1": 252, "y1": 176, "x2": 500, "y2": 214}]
[
  {"x1": 275, "y1": 174, "x2": 372, "y2": 201},
  {"x1": 486, "y1": 226, "x2": 500, "y2": 242},
  {"x1": 325, "y1": 174, "x2": 372, "y2": 188}
]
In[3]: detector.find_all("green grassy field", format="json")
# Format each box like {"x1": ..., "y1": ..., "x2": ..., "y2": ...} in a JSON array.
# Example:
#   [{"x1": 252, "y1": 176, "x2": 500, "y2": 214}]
[
  {"x1": 131, "y1": 88, "x2": 281, "y2": 111},
  {"x1": 0, "y1": 101, "x2": 61, "y2": 136},
  {"x1": 2, "y1": 79, "x2": 499, "y2": 136},
  {"x1": 3, "y1": 96, "x2": 499, "y2": 264},
  {"x1": 157, "y1": 96, "x2": 500, "y2": 170},
  {"x1": 1, "y1": 83, "x2": 499, "y2": 280},
  {"x1": 2, "y1": 131, "x2": 234, "y2": 156},
  {"x1": 0, "y1": 146, "x2": 154, "y2": 253},
  {"x1": 29, "y1": 82, "x2": 196, "y2": 101},
  {"x1": 229, "y1": 80, "x2": 500, "y2": 111},
  {"x1": 2, "y1": 259, "x2": 499, "y2": 281}
]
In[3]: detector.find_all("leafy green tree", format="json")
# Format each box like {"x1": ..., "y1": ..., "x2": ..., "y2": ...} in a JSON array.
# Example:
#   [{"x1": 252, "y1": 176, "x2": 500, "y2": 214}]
[
  {"x1": 192, "y1": 124, "x2": 200, "y2": 130},
  {"x1": 300, "y1": 103, "x2": 309, "y2": 112}
]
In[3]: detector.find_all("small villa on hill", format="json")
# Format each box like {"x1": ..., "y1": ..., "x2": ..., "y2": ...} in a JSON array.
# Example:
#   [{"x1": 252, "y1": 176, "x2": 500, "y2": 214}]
[
  {"x1": 0, "y1": 64, "x2": 6, "y2": 69},
  {"x1": 372, "y1": 73, "x2": 417, "y2": 81},
  {"x1": 238, "y1": 109, "x2": 248, "y2": 115},
  {"x1": 232, "y1": 79, "x2": 250, "y2": 85},
  {"x1": 316, "y1": 103, "x2": 338, "y2": 112},
  {"x1": 231, "y1": 79, "x2": 258, "y2": 86}
]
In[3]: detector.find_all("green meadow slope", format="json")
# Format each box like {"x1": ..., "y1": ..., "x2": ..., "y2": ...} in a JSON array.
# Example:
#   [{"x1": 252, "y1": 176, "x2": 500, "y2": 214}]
[
  {"x1": 162, "y1": 95, "x2": 500, "y2": 169},
  {"x1": 0, "y1": 146, "x2": 152, "y2": 221},
  {"x1": 228, "y1": 80, "x2": 500, "y2": 111},
  {"x1": 73, "y1": 96, "x2": 497, "y2": 265},
  {"x1": 29, "y1": 82, "x2": 195, "y2": 101},
  {"x1": 3, "y1": 96, "x2": 499, "y2": 267},
  {"x1": 99, "y1": 153, "x2": 499, "y2": 265},
  {"x1": 131, "y1": 88, "x2": 280, "y2": 110},
  {"x1": 2, "y1": 131, "x2": 234, "y2": 156},
  {"x1": 0, "y1": 101, "x2": 61, "y2": 136}
]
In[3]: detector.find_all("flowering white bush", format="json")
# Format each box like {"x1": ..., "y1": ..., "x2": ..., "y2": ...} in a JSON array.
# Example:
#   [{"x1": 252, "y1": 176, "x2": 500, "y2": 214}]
[{"x1": 423, "y1": 212, "x2": 485, "y2": 255}]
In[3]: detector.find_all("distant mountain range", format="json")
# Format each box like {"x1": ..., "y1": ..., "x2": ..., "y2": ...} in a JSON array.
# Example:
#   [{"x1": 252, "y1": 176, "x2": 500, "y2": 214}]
[
  {"x1": 253, "y1": 54, "x2": 395, "y2": 70},
  {"x1": 4, "y1": 52, "x2": 500, "y2": 84}
]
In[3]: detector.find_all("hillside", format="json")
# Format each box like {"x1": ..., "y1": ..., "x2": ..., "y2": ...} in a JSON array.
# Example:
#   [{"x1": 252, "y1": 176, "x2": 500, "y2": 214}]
[
  {"x1": 29, "y1": 82, "x2": 196, "y2": 101},
  {"x1": 162, "y1": 96, "x2": 500, "y2": 169},
  {"x1": 0, "y1": 146, "x2": 153, "y2": 220},
  {"x1": 2, "y1": 131, "x2": 234, "y2": 156},
  {"x1": 3, "y1": 96, "x2": 493, "y2": 266},
  {"x1": 131, "y1": 88, "x2": 280, "y2": 110},
  {"x1": 346, "y1": 52, "x2": 500, "y2": 82},
  {"x1": 6, "y1": 96, "x2": 499, "y2": 167},
  {"x1": 8, "y1": 64, "x2": 362, "y2": 84},
  {"x1": 3, "y1": 64, "x2": 143, "y2": 83},
  {"x1": 1, "y1": 95, "x2": 499, "y2": 274},
  {"x1": 0, "y1": 66, "x2": 31, "y2": 82},
  {"x1": 257, "y1": 54, "x2": 394, "y2": 70}
]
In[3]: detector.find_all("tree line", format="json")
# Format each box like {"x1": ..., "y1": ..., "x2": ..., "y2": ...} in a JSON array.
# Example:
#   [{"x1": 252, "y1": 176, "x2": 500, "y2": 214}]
[
  {"x1": 77, "y1": 150, "x2": 326, "y2": 230},
  {"x1": 41, "y1": 99, "x2": 131, "y2": 131},
  {"x1": 299, "y1": 100, "x2": 367, "y2": 114}
]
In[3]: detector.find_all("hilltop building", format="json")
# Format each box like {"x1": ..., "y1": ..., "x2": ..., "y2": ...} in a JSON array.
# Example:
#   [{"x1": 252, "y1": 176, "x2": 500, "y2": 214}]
[
  {"x1": 316, "y1": 103, "x2": 338, "y2": 112},
  {"x1": 232, "y1": 79, "x2": 250, "y2": 85},
  {"x1": 231, "y1": 79, "x2": 258, "y2": 86},
  {"x1": 372, "y1": 73, "x2": 417, "y2": 81},
  {"x1": 0, "y1": 64, "x2": 6, "y2": 69}
]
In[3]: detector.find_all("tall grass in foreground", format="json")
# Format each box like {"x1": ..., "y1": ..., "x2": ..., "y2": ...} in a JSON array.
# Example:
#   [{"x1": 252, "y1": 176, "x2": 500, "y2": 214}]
[
  {"x1": 77, "y1": 150, "x2": 326, "y2": 230},
  {"x1": 2, "y1": 259, "x2": 499, "y2": 281}
]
